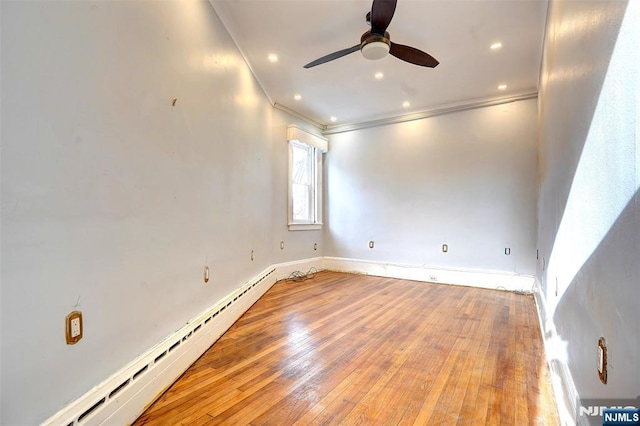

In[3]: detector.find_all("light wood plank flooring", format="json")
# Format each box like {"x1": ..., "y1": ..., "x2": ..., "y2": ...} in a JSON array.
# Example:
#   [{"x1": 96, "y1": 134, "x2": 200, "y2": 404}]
[{"x1": 134, "y1": 271, "x2": 558, "y2": 425}]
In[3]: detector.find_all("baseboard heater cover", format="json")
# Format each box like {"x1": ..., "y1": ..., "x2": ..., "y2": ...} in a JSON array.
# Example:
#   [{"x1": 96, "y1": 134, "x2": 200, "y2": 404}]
[
  {"x1": 41, "y1": 255, "x2": 530, "y2": 425},
  {"x1": 43, "y1": 267, "x2": 276, "y2": 426}
]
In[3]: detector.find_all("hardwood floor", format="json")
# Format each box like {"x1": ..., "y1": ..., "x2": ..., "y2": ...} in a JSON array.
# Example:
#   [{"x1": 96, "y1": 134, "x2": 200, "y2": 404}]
[{"x1": 134, "y1": 271, "x2": 558, "y2": 425}]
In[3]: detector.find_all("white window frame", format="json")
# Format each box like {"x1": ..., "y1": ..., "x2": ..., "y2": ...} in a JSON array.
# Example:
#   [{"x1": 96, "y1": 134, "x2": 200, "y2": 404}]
[{"x1": 287, "y1": 126, "x2": 327, "y2": 231}]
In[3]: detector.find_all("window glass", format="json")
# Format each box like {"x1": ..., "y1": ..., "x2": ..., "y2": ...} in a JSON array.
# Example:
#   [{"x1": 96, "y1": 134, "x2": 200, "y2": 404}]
[{"x1": 288, "y1": 140, "x2": 322, "y2": 230}]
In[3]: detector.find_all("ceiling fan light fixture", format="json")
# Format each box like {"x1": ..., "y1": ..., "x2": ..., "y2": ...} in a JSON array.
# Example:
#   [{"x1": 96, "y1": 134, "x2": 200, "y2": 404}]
[{"x1": 361, "y1": 40, "x2": 390, "y2": 60}]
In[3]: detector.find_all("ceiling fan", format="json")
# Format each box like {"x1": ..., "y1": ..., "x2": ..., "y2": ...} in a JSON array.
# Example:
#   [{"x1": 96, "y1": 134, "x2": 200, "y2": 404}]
[{"x1": 303, "y1": 0, "x2": 439, "y2": 69}]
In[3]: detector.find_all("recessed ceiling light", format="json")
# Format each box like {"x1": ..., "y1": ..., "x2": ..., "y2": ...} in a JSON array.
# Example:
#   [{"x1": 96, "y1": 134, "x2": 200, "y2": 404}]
[
  {"x1": 498, "y1": 84, "x2": 507, "y2": 90},
  {"x1": 267, "y1": 53, "x2": 278, "y2": 63},
  {"x1": 374, "y1": 72, "x2": 384, "y2": 80},
  {"x1": 330, "y1": 116, "x2": 337, "y2": 122},
  {"x1": 294, "y1": 94, "x2": 302, "y2": 101},
  {"x1": 490, "y1": 42, "x2": 503, "y2": 50},
  {"x1": 402, "y1": 101, "x2": 410, "y2": 108}
]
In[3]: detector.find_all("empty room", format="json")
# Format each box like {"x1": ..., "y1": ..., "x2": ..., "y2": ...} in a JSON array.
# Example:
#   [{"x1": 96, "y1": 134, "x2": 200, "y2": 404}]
[{"x1": 1, "y1": 0, "x2": 638, "y2": 425}]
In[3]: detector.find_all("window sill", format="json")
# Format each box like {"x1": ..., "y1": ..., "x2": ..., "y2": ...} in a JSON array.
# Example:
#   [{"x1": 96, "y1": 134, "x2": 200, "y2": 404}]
[{"x1": 288, "y1": 223, "x2": 323, "y2": 231}]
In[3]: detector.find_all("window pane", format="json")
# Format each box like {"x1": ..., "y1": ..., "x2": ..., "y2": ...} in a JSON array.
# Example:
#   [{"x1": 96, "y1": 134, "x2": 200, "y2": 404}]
[
  {"x1": 292, "y1": 144, "x2": 311, "y2": 185},
  {"x1": 292, "y1": 183, "x2": 311, "y2": 221}
]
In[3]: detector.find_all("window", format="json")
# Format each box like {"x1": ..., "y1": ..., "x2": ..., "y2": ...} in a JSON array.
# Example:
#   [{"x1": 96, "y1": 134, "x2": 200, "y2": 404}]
[
  {"x1": 287, "y1": 126, "x2": 327, "y2": 230},
  {"x1": 291, "y1": 141, "x2": 316, "y2": 222}
]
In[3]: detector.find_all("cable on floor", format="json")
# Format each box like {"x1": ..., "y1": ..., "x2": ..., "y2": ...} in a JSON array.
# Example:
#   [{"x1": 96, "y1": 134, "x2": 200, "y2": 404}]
[
  {"x1": 496, "y1": 282, "x2": 536, "y2": 295},
  {"x1": 286, "y1": 267, "x2": 318, "y2": 282}
]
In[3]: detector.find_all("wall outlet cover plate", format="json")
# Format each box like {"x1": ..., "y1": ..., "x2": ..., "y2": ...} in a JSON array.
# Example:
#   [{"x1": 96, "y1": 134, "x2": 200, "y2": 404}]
[
  {"x1": 598, "y1": 337, "x2": 607, "y2": 384},
  {"x1": 66, "y1": 311, "x2": 83, "y2": 345}
]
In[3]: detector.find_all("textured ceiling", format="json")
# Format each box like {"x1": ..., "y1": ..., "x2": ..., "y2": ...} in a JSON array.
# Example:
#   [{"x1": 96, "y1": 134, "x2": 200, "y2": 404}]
[{"x1": 211, "y1": 0, "x2": 548, "y2": 129}]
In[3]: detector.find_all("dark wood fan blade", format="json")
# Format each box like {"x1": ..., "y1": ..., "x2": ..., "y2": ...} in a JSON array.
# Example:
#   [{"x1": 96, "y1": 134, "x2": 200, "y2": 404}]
[
  {"x1": 370, "y1": 0, "x2": 397, "y2": 34},
  {"x1": 389, "y1": 42, "x2": 439, "y2": 67},
  {"x1": 303, "y1": 45, "x2": 361, "y2": 68}
]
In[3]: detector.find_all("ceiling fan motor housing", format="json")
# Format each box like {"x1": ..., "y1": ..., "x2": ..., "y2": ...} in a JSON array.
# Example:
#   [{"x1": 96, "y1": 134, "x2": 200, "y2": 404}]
[{"x1": 360, "y1": 31, "x2": 391, "y2": 60}]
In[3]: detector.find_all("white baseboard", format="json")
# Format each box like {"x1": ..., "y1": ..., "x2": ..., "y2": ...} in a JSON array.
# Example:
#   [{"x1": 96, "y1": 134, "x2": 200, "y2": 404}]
[
  {"x1": 322, "y1": 257, "x2": 535, "y2": 292},
  {"x1": 43, "y1": 266, "x2": 279, "y2": 426},
  {"x1": 42, "y1": 256, "x2": 536, "y2": 425},
  {"x1": 533, "y1": 279, "x2": 580, "y2": 426}
]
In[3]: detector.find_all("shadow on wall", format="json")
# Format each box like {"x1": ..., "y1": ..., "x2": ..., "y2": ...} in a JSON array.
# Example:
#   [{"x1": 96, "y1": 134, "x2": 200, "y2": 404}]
[{"x1": 553, "y1": 189, "x2": 640, "y2": 423}]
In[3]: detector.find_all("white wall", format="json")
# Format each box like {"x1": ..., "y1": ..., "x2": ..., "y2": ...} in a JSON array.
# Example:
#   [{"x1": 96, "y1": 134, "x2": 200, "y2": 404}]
[
  {"x1": 537, "y1": 0, "x2": 639, "y2": 421},
  {"x1": 5, "y1": 0, "x2": 637, "y2": 424},
  {"x1": 325, "y1": 99, "x2": 539, "y2": 277},
  {"x1": 0, "y1": 1, "x2": 321, "y2": 423}
]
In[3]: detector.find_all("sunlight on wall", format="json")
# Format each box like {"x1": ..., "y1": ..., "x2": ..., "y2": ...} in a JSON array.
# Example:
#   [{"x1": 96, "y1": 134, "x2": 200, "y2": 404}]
[
  {"x1": 545, "y1": 1, "x2": 638, "y2": 315},
  {"x1": 555, "y1": 8, "x2": 607, "y2": 39},
  {"x1": 235, "y1": 66, "x2": 260, "y2": 108},
  {"x1": 389, "y1": 117, "x2": 431, "y2": 144},
  {"x1": 546, "y1": 64, "x2": 595, "y2": 85},
  {"x1": 202, "y1": 53, "x2": 237, "y2": 72}
]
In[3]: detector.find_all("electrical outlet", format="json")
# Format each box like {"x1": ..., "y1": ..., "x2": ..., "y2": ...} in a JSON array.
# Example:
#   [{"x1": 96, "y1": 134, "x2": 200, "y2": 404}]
[
  {"x1": 598, "y1": 345, "x2": 604, "y2": 373},
  {"x1": 598, "y1": 337, "x2": 607, "y2": 384},
  {"x1": 71, "y1": 318, "x2": 81, "y2": 337},
  {"x1": 66, "y1": 311, "x2": 83, "y2": 345}
]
